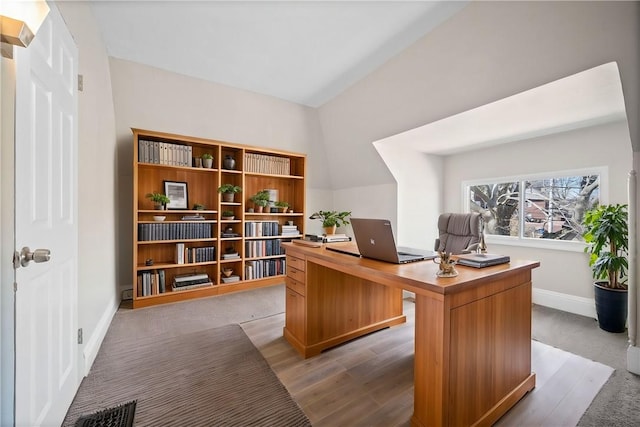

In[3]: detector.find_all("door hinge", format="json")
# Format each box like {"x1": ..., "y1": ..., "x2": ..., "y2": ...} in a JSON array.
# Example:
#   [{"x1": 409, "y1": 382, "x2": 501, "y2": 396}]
[
  {"x1": 77, "y1": 328, "x2": 83, "y2": 344},
  {"x1": 78, "y1": 74, "x2": 83, "y2": 92}
]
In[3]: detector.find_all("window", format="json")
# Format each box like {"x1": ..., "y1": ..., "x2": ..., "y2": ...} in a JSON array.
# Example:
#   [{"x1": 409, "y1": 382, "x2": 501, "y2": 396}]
[{"x1": 465, "y1": 169, "x2": 605, "y2": 250}]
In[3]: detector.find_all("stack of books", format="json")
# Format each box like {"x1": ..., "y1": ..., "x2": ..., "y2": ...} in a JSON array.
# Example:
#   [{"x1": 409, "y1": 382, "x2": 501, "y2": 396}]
[
  {"x1": 181, "y1": 214, "x2": 205, "y2": 221},
  {"x1": 456, "y1": 253, "x2": 510, "y2": 268},
  {"x1": 221, "y1": 275, "x2": 240, "y2": 283},
  {"x1": 172, "y1": 273, "x2": 212, "y2": 291},
  {"x1": 323, "y1": 234, "x2": 351, "y2": 243},
  {"x1": 281, "y1": 224, "x2": 300, "y2": 237},
  {"x1": 222, "y1": 251, "x2": 240, "y2": 260}
]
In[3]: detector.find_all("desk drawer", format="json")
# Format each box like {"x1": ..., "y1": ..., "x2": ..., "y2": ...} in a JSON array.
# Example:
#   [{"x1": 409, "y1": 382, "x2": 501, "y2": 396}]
[
  {"x1": 287, "y1": 266, "x2": 306, "y2": 284},
  {"x1": 286, "y1": 277, "x2": 306, "y2": 296},
  {"x1": 287, "y1": 255, "x2": 306, "y2": 272}
]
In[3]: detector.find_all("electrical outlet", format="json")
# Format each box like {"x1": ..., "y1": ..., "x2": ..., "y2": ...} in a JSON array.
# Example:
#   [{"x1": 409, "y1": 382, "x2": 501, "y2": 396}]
[{"x1": 122, "y1": 289, "x2": 133, "y2": 300}]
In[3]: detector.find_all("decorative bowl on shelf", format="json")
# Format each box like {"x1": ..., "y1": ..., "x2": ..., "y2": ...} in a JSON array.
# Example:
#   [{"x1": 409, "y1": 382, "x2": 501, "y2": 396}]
[
  {"x1": 222, "y1": 268, "x2": 233, "y2": 277},
  {"x1": 153, "y1": 216, "x2": 166, "y2": 222}
]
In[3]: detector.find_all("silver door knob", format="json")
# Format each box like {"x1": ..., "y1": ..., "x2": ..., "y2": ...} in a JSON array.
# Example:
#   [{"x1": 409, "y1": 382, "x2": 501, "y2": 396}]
[{"x1": 20, "y1": 246, "x2": 51, "y2": 267}]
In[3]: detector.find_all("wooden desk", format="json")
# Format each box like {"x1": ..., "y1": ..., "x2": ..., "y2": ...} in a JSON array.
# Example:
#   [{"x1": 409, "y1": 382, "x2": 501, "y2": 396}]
[{"x1": 282, "y1": 241, "x2": 540, "y2": 427}]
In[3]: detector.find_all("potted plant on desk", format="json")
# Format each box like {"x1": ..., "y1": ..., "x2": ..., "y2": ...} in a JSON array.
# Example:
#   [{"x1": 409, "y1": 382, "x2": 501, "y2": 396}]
[
  {"x1": 582, "y1": 203, "x2": 628, "y2": 332},
  {"x1": 309, "y1": 210, "x2": 351, "y2": 235}
]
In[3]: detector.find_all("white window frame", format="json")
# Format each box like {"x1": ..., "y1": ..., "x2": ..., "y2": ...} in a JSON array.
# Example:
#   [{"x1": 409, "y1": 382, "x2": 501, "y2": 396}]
[{"x1": 462, "y1": 167, "x2": 608, "y2": 252}]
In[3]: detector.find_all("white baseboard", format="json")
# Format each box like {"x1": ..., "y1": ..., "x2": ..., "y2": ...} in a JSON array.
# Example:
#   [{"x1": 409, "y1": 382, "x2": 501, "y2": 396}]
[
  {"x1": 532, "y1": 287, "x2": 596, "y2": 319},
  {"x1": 81, "y1": 296, "x2": 119, "y2": 376}
]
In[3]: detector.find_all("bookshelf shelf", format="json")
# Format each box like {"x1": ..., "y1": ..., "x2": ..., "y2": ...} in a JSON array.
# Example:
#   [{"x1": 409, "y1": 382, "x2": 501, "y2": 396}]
[
  {"x1": 137, "y1": 238, "x2": 218, "y2": 244},
  {"x1": 133, "y1": 128, "x2": 306, "y2": 308},
  {"x1": 137, "y1": 260, "x2": 218, "y2": 270}
]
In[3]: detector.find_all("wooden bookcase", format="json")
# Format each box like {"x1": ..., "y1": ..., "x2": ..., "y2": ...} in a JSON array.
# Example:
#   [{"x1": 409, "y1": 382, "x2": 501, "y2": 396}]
[{"x1": 132, "y1": 128, "x2": 306, "y2": 308}]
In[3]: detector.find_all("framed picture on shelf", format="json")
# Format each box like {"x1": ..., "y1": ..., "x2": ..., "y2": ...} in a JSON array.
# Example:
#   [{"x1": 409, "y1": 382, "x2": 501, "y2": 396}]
[{"x1": 164, "y1": 180, "x2": 188, "y2": 209}]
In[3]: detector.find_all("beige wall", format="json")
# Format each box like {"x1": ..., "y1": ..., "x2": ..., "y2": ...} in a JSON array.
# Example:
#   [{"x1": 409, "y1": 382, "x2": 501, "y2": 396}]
[
  {"x1": 316, "y1": 0, "x2": 638, "y2": 315},
  {"x1": 318, "y1": 0, "x2": 638, "y2": 189},
  {"x1": 107, "y1": 58, "x2": 329, "y2": 290},
  {"x1": 57, "y1": 1, "x2": 119, "y2": 372}
]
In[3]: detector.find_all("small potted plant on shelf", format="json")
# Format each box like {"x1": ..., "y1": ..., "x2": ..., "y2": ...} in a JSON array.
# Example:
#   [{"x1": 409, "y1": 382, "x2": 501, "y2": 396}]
[
  {"x1": 274, "y1": 201, "x2": 289, "y2": 213},
  {"x1": 250, "y1": 190, "x2": 271, "y2": 213},
  {"x1": 582, "y1": 203, "x2": 628, "y2": 333},
  {"x1": 193, "y1": 203, "x2": 205, "y2": 211},
  {"x1": 222, "y1": 210, "x2": 235, "y2": 220},
  {"x1": 217, "y1": 184, "x2": 242, "y2": 202},
  {"x1": 309, "y1": 210, "x2": 351, "y2": 235},
  {"x1": 201, "y1": 153, "x2": 214, "y2": 168},
  {"x1": 146, "y1": 192, "x2": 170, "y2": 210}
]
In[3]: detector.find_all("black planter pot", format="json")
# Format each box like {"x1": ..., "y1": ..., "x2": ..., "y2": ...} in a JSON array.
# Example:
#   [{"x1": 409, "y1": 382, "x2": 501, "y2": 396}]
[{"x1": 594, "y1": 282, "x2": 628, "y2": 333}]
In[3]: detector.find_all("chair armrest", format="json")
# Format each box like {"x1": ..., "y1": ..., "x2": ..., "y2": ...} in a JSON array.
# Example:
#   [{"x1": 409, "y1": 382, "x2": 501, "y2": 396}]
[{"x1": 463, "y1": 242, "x2": 479, "y2": 254}]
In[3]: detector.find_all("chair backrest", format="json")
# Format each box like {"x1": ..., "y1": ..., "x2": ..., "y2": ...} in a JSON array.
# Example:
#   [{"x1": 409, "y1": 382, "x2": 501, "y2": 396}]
[{"x1": 435, "y1": 212, "x2": 481, "y2": 254}]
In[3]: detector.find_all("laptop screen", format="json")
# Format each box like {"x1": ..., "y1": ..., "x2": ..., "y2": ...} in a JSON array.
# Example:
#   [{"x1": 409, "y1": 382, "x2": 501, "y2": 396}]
[{"x1": 350, "y1": 218, "x2": 428, "y2": 264}]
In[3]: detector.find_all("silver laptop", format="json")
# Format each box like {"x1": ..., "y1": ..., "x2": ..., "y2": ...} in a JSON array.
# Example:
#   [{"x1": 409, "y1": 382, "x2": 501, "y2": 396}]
[{"x1": 350, "y1": 218, "x2": 433, "y2": 264}]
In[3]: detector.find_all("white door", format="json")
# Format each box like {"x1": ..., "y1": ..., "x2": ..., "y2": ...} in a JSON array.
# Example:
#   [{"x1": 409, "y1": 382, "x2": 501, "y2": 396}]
[{"x1": 14, "y1": 3, "x2": 79, "y2": 426}]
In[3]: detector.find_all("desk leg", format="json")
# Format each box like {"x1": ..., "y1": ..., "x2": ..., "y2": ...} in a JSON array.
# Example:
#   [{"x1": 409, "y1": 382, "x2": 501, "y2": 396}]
[{"x1": 411, "y1": 293, "x2": 448, "y2": 427}]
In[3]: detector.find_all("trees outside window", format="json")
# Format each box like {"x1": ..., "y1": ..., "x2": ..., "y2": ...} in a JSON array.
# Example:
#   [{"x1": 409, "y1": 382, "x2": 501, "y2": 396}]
[{"x1": 468, "y1": 173, "x2": 600, "y2": 242}]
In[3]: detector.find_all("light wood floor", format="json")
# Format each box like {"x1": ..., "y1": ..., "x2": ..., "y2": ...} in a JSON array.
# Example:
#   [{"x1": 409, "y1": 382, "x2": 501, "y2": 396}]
[{"x1": 242, "y1": 299, "x2": 613, "y2": 427}]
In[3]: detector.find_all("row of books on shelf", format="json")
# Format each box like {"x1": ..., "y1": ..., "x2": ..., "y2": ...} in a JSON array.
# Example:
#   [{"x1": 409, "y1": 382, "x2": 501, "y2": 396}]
[
  {"x1": 138, "y1": 223, "x2": 212, "y2": 241},
  {"x1": 175, "y1": 244, "x2": 216, "y2": 264},
  {"x1": 245, "y1": 239, "x2": 285, "y2": 258},
  {"x1": 137, "y1": 270, "x2": 166, "y2": 296},
  {"x1": 137, "y1": 271, "x2": 214, "y2": 297},
  {"x1": 245, "y1": 258, "x2": 286, "y2": 280},
  {"x1": 245, "y1": 221, "x2": 280, "y2": 237},
  {"x1": 138, "y1": 139, "x2": 193, "y2": 167},
  {"x1": 244, "y1": 152, "x2": 291, "y2": 175}
]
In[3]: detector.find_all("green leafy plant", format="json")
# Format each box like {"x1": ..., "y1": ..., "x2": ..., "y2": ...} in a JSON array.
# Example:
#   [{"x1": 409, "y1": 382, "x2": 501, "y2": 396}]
[
  {"x1": 217, "y1": 184, "x2": 242, "y2": 194},
  {"x1": 222, "y1": 210, "x2": 234, "y2": 217},
  {"x1": 193, "y1": 203, "x2": 205, "y2": 210},
  {"x1": 309, "y1": 210, "x2": 351, "y2": 228},
  {"x1": 582, "y1": 204, "x2": 628, "y2": 289},
  {"x1": 201, "y1": 153, "x2": 213, "y2": 160},
  {"x1": 146, "y1": 192, "x2": 170, "y2": 206},
  {"x1": 274, "y1": 201, "x2": 289, "y2": 208},
  {"x1": 250, "y1": 190, "x2": 271, "y2": 208}
]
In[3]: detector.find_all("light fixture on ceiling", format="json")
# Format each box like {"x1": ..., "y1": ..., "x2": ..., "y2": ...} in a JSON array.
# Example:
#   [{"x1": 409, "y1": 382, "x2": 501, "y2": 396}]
[{"x1": 1, "y1": 0, "x2": 50, "y2": 59}]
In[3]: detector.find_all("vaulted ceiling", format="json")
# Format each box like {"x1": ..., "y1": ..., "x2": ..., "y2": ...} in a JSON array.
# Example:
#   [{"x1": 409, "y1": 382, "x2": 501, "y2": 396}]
[{"x1": 89, "y1": 1, "x2": 469, "y2": 107}]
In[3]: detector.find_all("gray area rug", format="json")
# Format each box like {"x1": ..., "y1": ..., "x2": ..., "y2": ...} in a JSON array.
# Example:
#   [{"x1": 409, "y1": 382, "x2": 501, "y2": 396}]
[{"x1": 63, "y1": 323, "x2": 310, "y2": 426}]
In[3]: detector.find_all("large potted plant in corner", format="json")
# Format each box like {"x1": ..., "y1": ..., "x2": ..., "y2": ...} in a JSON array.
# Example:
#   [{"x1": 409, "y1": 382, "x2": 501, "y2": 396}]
[
  {"x1": 582, "y1": 203, "x2": 629, "y2": 333},
  {"x1": 309, "y1": 210, "x2": 351, "y2": 235}
]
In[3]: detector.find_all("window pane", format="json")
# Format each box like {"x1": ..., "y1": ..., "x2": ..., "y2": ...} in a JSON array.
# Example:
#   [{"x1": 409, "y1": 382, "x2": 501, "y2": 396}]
[
  {"x1": 523, "y1": 175, "x2": 599, "y2": 241},
  {"x1": 469, "y1": 182, "x2": 520, "y2": 236}
]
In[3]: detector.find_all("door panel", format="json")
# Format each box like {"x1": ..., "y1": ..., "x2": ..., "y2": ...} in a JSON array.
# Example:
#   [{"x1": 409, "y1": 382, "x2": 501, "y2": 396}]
[{"x1": 14, "y1": 3, "x2": 79, "y2": 426}]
